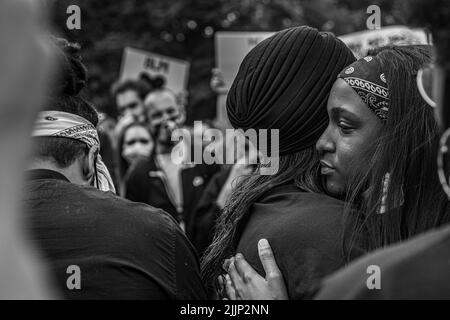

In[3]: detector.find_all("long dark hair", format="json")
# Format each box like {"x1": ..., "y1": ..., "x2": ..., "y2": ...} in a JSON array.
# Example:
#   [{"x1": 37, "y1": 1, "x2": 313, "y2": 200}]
[
  {"x1": 344, "y1": 45, "x2": 450, "y2": 254},
  {"x1": 201, "y1": 146, "x2": 323, "y2": 294}
]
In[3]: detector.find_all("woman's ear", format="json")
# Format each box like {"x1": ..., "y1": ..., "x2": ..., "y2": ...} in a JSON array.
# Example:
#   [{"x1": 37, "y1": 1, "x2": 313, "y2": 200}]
[{"x1": 82, "y1": 146, "x2": 98, "y2": 183}]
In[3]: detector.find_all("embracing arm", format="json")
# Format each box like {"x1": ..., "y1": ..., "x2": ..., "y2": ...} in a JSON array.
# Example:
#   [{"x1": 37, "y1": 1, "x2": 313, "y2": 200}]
[{"x1": 223, "y1": 239, "x2": 289, "y2": 300}]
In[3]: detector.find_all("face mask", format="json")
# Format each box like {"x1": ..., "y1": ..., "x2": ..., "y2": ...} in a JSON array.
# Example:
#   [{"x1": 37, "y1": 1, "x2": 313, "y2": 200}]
[{"x1": 122, "y1": 140, "x2": 153, "y2": 164}]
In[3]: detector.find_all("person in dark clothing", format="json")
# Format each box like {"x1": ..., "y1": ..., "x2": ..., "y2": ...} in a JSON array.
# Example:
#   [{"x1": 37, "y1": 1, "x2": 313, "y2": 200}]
[
  {"x1": 190, "y1": 138, "x2": 259, "y2": 256},
  {"x1": 125, "y1": 154, "x2": 220, "y2": 236},
  {"x1": 98, "y1": 129, "x2": 119, "y2": 190},
  {"x1": 222, "y1": 224, "x2": 450, "y2": 299},
  {"x1": 24, "y1": 37, "x2": 206, "y2": 300},
  {"x1": 314, "y1": 223, "x2": 450, "y2": 299},
  {"x1": 125, "y1": 88, "x2": 220, "y2": 234},
  {"x1": 235, "y1": 185, "x2": 364, "y2": 299},
  {"x1": 221, "y1": 225, "x2": 450, "y2": 299},
  {"x1": 24, "y1": 169, "x2": 206, "y2": 299},
  {"x1": 189, "y1": 166, "x2": 232, "y2": 255},
  {"x1": 201, "y1": 26, "x2": 357, "y2": 298}
]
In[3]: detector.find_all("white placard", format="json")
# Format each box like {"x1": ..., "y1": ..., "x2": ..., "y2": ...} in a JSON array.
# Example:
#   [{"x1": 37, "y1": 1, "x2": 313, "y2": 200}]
[
  {"x1": 215, "y1": 32, "x2": 275, "y2": 90},
  {"x1": 339, "y1": 26, "x2": 431, "y2": 59},
  {"x1": 215, "y1": 32, "x2": 274, "y2": 128},
  {"x1": 120, "y1": 47, "x2": 190, "y2": 94}
]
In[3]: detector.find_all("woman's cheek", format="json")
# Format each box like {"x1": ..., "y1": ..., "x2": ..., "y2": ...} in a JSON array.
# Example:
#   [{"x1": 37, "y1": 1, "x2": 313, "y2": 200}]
[{"x1": 337, "y1": 141, "x2": 358, "y2": 177}]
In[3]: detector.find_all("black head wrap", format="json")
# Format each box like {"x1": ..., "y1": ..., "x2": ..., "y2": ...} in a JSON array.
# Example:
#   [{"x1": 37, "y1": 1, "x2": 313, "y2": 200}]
[{"x1": 227, "y1": 26, "x2": 356, "y2": 156}]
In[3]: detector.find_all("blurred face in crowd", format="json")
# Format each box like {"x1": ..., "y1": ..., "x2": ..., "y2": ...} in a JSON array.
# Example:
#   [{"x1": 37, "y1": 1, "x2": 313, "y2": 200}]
[
  {"x1": 116, "y1": 89, "x2": 145, "y2": 120},
  {"x1": 145, "y1": 90, "x2": 185, "y2": 146},
  {"x1": 122, "y1": 125, "x2": 154, "y2": 164},
  {"x1": 316, "y1": 79, "x2": 382, "y2": 197}
]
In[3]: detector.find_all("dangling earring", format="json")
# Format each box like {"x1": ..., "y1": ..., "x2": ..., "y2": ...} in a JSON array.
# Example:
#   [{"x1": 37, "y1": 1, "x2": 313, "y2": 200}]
[
  {"x1": 378, "y1": 172, "x2": 405, "y2": 215},
  {"x1": 378, "y1": 173, "x2": 390, "y2": 214}
]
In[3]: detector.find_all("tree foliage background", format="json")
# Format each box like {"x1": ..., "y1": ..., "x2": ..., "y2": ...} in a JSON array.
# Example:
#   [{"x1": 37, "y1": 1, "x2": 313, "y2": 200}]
[{"x1": 48, "y1": 0, "x2": 411, "y2": 123}]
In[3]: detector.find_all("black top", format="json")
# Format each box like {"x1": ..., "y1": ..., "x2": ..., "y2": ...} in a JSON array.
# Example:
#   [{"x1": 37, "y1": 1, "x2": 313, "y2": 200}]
[
  {"x1": 189, "y1": 166, "x2": 232, "y2": 256},
  {"x1": 236, "y1": 184, "x2": 364, "y2": 299},
  {"x1": 315, "y1": 223, "x2": 450, "y2": 299},
  {"x1": 23, "y1": 169, "x2": 207, "y2": 300},
  {"x1": 124, "y1": 156, "x2": 220, "y2": 238}
]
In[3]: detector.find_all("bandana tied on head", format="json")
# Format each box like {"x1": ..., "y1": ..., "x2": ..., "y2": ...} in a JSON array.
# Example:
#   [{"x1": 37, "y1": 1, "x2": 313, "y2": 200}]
[
  {"x1": 338, "y1": 56, "x2": 390, "y2": 120},
  {"x1": 226, "y1": 26, "x2": 356, "y2": 156},
  {"x1": 32, "y1": 111, "x2": 116, "y2": 193}
]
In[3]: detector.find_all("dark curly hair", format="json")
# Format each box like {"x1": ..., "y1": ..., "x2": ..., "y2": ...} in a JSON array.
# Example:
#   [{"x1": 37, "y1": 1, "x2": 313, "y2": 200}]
[{"x1": 33, "y1": 37, "x2": 99, "y2": 167}]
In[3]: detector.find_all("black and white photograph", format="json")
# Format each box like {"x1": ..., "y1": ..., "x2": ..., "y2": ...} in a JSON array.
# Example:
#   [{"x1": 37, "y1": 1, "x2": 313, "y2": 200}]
[{"x1": 1, "y1": 0, "x2": 450, "y2": 310}]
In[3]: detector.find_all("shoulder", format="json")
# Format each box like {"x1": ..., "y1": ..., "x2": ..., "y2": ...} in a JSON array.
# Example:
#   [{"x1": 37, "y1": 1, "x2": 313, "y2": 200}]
[
  {"x1": 261, "y1": 184, "x2": 343, "y2": 204},
  {"x1": 242, "y1": 186, "x2": 349, "y2": 250},
  {"x1": 81, "y1": 188, "x2": 192, "y2": 271},
  {"x1": 254, "y1": 185, "x2": 346, "y2": 222},
  {"x1": 242, "y1": 186, "x2": 351, "y2": 260},
  {"x1": 238, "y1": 186, "x2": 351, "y2": 299},
  {"x1": 317, "y1": 224, "x2": 450, "y2": 299},
  {"x1": 84, "y1": 187, "x2": 180, "y2": 233}
]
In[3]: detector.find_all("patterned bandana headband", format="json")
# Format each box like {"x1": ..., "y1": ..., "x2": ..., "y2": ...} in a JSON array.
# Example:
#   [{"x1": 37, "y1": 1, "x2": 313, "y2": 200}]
[
  {"x1": 338, "y1": 56, "x2": 390, "y2": 121},
  {"x1": 32, "y1": 111, "x2": 116, "y2": 193}
]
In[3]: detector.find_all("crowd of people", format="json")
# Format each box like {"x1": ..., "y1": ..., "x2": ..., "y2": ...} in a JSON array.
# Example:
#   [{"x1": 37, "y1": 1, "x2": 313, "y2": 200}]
[{"x1": 1, "y1": 0, "x2": 450, "y2": 300}]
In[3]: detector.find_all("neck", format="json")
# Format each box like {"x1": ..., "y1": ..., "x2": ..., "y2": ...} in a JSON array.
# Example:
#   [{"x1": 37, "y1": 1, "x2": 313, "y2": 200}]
[{"x1": 28, "y1": 160, "x2": 86, "y2": 186}]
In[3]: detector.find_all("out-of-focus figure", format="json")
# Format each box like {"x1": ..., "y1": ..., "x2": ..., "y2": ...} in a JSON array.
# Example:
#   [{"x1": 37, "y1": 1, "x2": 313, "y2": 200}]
[
  {"x1": 110, "y1": 79, "x2": 150, "y2": 140},
  {"x1": 0, "y1": 0, "x2": 56, "y2": 299},
  {"x1": 190, "y1": 134, "x2": 259, "y2": 256},
  {"x1": 117, "y1": 122, "x2": 154, "y2": 194},
  {"x1": 124, "y1": 88, "x2": 221, "y2": 235}
]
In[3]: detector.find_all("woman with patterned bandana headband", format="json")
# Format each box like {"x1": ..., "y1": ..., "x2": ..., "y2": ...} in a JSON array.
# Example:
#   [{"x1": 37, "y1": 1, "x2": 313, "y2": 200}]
[{"x1": 222, "y1": 45, "x2": 450, "y2": 300}]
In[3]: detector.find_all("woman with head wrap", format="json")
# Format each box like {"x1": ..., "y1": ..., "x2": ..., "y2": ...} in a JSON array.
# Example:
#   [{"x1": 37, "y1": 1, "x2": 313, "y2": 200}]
[
  {"x1": 201, "y1": 26, "x2": 357, "y2": 299},
  {"x1": 221, "y1": 45, "x2": 450, "y2": 300}
]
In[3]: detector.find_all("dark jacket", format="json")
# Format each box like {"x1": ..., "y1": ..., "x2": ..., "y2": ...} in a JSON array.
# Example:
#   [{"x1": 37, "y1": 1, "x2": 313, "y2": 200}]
[
  {"x1": 124, "y1": 156, "x2": 220, "y2": 238},
  {"x1": 315, "y1": 223, "x2": 450, "y2": 299},
  {"x1": 23, "y1": 169, "x2": 207, "y2": 300},
  {"x1": 236, "y1": 184, "x2": 365, "y2": 300},
  {"x1": 189, "y1": 166, "x2": 232, "y2": 256}
]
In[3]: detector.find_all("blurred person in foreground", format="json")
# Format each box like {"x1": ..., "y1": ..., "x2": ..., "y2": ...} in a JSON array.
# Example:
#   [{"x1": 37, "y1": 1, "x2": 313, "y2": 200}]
[
  {"x1": 125, "y1": 88, "x2": 220, "y2": 236},
  {"x1": 0, "y1": 0, "x2": 56, "y2": 299},
  {"x1": 23, "y1": 38, "x2": 206, "y2": 299}
]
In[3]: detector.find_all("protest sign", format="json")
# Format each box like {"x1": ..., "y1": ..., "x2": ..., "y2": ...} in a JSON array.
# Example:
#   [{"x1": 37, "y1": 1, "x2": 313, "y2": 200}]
[
  {"x1": 215, "y1": 32, "x2": 274, "y2": 89},
  {"x1": 214, "y1": 32, "x2": 274, "y2": 128},
  {"x1": 339, "y1": 26, "x2": 430, "y2": 59},
  {"x1": 120, "y1": 47, "x2": 190, "y2": 94}
]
